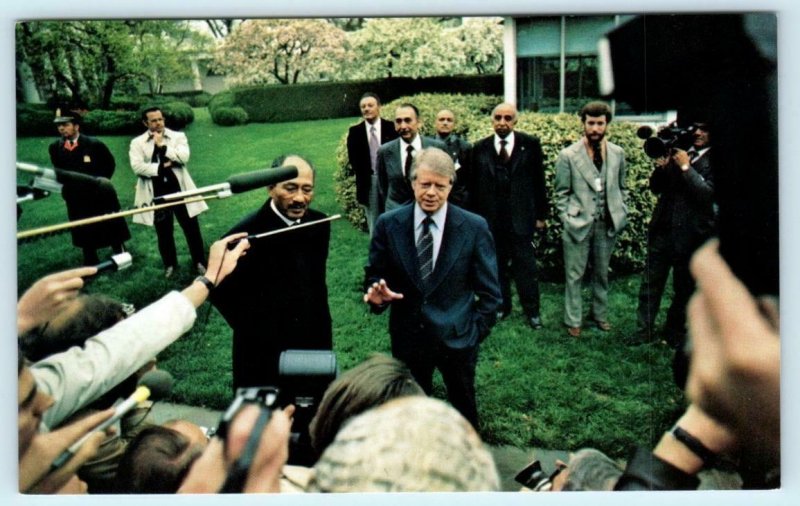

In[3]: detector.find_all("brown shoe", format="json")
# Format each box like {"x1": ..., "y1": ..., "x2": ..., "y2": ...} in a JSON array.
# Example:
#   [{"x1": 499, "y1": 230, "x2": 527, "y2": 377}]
[
  {"x1": 567, "y1": 326, "x2": 582, "y2": 338},
  {"x1": 594, "y1": 320, "x2": 612, "y2": 331}
]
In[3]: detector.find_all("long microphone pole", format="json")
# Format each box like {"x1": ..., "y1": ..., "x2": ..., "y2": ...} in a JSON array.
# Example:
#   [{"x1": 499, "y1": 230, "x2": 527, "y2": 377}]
[{"x1": 16, "y1": 194, "x2": 221, "y2": 240}]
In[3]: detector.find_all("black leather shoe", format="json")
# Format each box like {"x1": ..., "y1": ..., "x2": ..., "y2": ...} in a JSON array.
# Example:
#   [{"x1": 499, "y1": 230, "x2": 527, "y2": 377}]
[{"x1": 528, "y1": 316, "x2": 543, "y2": 329}]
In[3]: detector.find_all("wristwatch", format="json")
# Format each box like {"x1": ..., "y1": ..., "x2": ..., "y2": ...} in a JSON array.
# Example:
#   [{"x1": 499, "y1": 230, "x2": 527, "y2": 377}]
[
  {"x1": 194, "y1": 275, "x2": 215, "y2": 291},
  {"x1": 680, "y1": 163, "x2": 690, "y2": 172},
  {"x1": 671, "y1": 425, "x2": 718, "y2": 469}
]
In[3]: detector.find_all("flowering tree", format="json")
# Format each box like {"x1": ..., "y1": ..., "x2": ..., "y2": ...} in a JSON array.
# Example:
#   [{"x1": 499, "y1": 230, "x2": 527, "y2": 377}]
[
  {"x1": 341, "y1": 17, "x2": 503, "y2": 79},
  {"x1": 212, "y1": 19, "x2": 347, "y2": 86}
]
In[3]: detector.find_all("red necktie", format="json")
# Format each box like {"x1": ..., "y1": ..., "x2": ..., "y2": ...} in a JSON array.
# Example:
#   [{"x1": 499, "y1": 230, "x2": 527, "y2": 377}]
[{"x1": 64, "y1": 139, "x2": 78, "y2": 152}]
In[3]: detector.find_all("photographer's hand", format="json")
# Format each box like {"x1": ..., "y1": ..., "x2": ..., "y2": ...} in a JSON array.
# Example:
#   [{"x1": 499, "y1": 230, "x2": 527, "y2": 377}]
[
  {"x1": 686, "y1": 239, "x2": 780, "y2": 463},
  {"x1": 672, "y1": 149, "x2": 691, "y2": 171},
  {"x1": 17, "y1": 266, "x2": 97, "y2": 335},
  {"x1": 179, "y1": 404, "x2": 292, "y2": 494}
]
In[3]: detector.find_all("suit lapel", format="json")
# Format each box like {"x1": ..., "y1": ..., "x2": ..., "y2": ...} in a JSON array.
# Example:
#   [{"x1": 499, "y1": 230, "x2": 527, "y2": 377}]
[
  {"x1": 389, "y1": 207, "x2": 422, "y2": 290},
  {"x1": 574, "y1": 142, "x2": 600, "y2": 189},
  {"x1": 425, "y1": 207, "x2": 467, "y2": 294}
]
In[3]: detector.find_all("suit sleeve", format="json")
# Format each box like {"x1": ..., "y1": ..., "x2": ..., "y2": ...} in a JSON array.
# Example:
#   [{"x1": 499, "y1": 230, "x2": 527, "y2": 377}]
[
  {"x1": 375, "y1": 148, "x2": 388, "y2": 214},
  {"x1": 165, "y1": 131, "x2": 190, "y2": 166},
  {"x1": 363, "y1": 216, "x2": 391, "y2": 314},
  {"x1": 129, "y1": 138, "x2": 159, "y2": 178},
  {"x1": 681, "y1": 160, "x2": 714, "y2": 203},
  {"x1": 347, "y1": 128, "x2": 369, "y2": 206},
  {"x1": 553, "y1": 150, "x2": 572, "y2": 223},
  {"x1": 95, "y1": 140, "x2": 116, "y2": 179},
  {"x1": 532, "y1": 139, "x2": 549, "y2": 220},
  {"x1": 470, "y1": 218, "x2": 502, "y2": 341}
]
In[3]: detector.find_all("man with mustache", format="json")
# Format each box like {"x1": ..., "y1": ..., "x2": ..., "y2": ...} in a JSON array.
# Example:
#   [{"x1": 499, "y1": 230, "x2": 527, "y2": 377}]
[
  {"x1": 376, "y1": 103, "x2": 446, "y2": 214},
  {"x1": 554, "y1": 101, "x2": 628, "y2": 338},
  {"x1": 211, "y1": 155, "x2": 333, "y2": 389}
]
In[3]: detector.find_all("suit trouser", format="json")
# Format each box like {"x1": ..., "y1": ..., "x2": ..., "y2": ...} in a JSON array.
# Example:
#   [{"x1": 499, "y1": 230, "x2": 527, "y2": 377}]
[
  {"x1": 562, "y1": 219, "x2": 616, "y2": 327},
  {"x1": 495, "y1": 229, "x2": 540, "y2": 317},
  {"x1": 363, "y1": 173, "x2": 380, "y2": 237},
  {"x1": 154, "y1": 205, "x2": 205, "y2": 268},
  {"x1": 635, "y1": 230, "x2": 695, "y2": 345},
  {"x1": 396, "y1": 341, "x2": 479, "y2": 429}
]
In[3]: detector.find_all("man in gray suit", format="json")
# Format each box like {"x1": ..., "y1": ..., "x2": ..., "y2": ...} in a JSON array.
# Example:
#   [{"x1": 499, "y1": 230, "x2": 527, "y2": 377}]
[
  {"x1": 376, "y1": 103, "x2": 446, "y2": 214},
  {"x1": 554, "y1": 102, "x2": 628, "y2": 338}
]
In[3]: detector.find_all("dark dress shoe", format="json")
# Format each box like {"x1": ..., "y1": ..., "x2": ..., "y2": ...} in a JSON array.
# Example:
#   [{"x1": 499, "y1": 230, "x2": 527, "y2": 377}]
[
  {"x1": 567, "y1": 326, "x2": 582, "y2": 338},
  {"x1": 528, "y1": 316, "x2": 543, "y2": 329}
]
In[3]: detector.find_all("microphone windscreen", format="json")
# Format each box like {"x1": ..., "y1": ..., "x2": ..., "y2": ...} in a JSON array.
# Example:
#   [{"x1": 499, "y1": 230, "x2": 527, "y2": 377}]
[
  {"x1": 138, "y1": 369, "x2": 174, "y2": 401},
  {"x1": 227, "y1": 166, "x2": 298, "y2": 194}
]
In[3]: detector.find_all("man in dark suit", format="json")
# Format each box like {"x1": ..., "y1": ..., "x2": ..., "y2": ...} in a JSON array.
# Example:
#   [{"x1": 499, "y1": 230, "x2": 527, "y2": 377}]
[
  {"x1": 346, "y1": 92, "x2": 398, "y2": 236},
  {"x1": 376, "y1": 103, "x2": 446, "y2": 214},
  {"x1": 633, "y1": 123, "x2": 716, "y2": 350},
  {"x1": 434, "y1": 108, "x2": 472, "y2": 207},
  {"x1": 469, "y1": 102, "x2": 549, "y2": 329},
  {"x1": 48, "y1": 111, "x2": 130, "y2": 265},
  {"x1": 211, "y1": 155, "x2": 333, "y2": 389},
  {"x1": 364, "y1": 147, "x2": 501, "y2": 428}
]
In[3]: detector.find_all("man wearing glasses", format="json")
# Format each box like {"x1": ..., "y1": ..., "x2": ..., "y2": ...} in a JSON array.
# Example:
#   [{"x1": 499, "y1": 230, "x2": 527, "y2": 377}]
[{"x1": 469, "y1": 103, "x2": 549, "y2": 330}]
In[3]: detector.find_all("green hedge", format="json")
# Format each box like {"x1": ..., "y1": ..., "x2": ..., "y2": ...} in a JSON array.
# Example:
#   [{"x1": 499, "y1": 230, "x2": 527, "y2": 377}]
[
  {"x1": 334, "y1": 93, "x2": 656, "y2": 277},
  {"x1": 17, "y1": 98, "x2": 195, "y2": 136},
  {"x1": 210, "y1": 74, "x2": 502, "y2": 125}
]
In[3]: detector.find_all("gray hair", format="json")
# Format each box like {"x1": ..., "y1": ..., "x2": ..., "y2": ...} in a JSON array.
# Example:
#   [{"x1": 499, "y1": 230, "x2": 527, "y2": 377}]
[
  {"x1": 307, "y1": 396, "x2": 500, "y2": 492},
  {"x1": 560, "y1": 448, "x2": 623, "y2": 491},
  {"x1": 409, "y1": 147, "x2": 456, "y2": 184}
]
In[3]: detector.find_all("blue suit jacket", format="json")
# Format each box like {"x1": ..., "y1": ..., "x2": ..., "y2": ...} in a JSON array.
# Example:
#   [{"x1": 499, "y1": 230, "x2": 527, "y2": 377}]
[{"x1": 364, "y1": 204, "x2": 501, "y2": 354}]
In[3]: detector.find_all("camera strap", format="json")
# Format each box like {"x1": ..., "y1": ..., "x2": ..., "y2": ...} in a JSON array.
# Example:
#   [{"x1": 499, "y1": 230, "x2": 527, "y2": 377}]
[{"x1": 219, "y1": 405, "x2": 274, "y2": 493}]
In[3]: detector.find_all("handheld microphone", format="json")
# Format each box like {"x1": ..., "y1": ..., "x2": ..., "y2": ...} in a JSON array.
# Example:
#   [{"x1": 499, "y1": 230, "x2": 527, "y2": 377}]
[
  {"x1": 49, "y1": 369, "x2": 174, "y2": 471},
  {"x1": 16, "y1": 186, "x2": 50, "y2": 204},
  {"x1": 92, "y1": 252, "x2": 133, "y2": 275},
  {"x1": 153, "y1": 166, "x2": 298, "y2": 204},
  {"x1": 226, "y1": 214, "x2": 342, "y2": 250}
]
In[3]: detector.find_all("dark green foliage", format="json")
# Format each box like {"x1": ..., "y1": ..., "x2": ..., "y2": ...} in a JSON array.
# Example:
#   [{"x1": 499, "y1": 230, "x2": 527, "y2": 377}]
[
  {"x1": 157, "y1": 101, "x2": 195, "y2": 130},
  {"x1": 334, "y1": 93, "x2": 656, "y2": 276},
  {"x1": 16, "y1": 103, "x2": 54, "y2": 136},
  {"x1": 212, "y1": 106, "x2": 249, "y2": 126},
  {"x1": 208, "y1": 74, "x2": 502, "y2": 126},
  {"x1": 82, "y1": 109, "x2": 141, "y2": 136}
]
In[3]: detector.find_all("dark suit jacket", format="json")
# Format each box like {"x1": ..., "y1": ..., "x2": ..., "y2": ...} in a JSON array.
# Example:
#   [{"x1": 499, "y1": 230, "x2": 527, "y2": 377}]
[
  {"x1": 648, "y1": 149, "x2": 716, "y2": 255},
  {"x1": 211, "y1": 201, "x2": 333, "y2": 388},
  {"x1": 376, "y1": 136, "x2": 447, "y2": 213},
  {"x1": 469, "y1": 132, "x2": 549, "y2": 235},
  {"x1": 436, "y1": 133, "x2": 473, "y2": 207},
  {"x1": 364, "y1": 204, "x2": 501, "y2": 356},
  {"x1": 347, "y1": 118, "x2": 398, "y2": 206},
  {"x1": 48, "y1": 134, "x2": 130, "y2": 248}
]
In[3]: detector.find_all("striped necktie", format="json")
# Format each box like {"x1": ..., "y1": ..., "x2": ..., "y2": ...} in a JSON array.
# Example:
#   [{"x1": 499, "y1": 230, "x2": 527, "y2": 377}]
[{"x1": 417, "y1": 216, "x2": 434, "y2": 284}]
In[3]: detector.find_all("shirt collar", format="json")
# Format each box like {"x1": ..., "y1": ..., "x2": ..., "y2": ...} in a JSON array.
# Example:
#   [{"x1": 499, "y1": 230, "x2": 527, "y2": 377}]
[
  {"x1": 494, "y1": 131, "x2": 515, "y2": 149},
  {"x1": 365, "y1": 119, "x2": 381, "y2": 136},
  {"x1": 414, "y1": 201, "x2": 447, "y2": 230},
  {"x1": 402, "y1": 135, "x2": 423, "y2": 151},
  {"x1": 270, "y1": 199, "x2": 300, "y2": 226}
]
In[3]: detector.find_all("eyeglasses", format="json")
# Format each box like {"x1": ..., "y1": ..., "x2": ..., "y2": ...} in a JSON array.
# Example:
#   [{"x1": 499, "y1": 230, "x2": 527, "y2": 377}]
[{"x1": 514, "y1": 459, "x2": 567, "y2": 491}]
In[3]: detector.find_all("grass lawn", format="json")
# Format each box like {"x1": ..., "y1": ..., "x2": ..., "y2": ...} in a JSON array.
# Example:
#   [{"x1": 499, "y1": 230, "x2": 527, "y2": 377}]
[{"x1": 17, "y1": 108, "x2": 684, "y2": 457}]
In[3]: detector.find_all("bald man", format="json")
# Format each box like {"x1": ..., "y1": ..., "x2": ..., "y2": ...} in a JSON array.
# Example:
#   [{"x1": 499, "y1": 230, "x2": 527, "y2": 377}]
[{"x1": 211, "y1": 155, "x2": 333, "y2": 389}]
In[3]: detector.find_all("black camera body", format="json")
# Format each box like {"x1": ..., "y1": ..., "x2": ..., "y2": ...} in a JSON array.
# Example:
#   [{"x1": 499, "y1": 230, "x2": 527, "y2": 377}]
[
  {"x1": 214, "y1": 350, "x2": 338, "y2": 466},
  {"x1": 637, "y1": 123, "x2": 696, "y2": 159},
  {"x1": 515, "y1": 460, "x2": 555, "y2": 491}
]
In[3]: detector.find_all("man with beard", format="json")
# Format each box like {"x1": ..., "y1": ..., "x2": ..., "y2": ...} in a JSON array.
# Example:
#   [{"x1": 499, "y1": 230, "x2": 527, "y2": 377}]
[
  {"x1": 211, "y1": 155, "x2": 333, "y2": 389},
  {"x1": 554, "y1": 101, "x2": 628, "y2": 338},
  {"x1": 376, "y1": 103, "x2": 446, "y2": 213}
]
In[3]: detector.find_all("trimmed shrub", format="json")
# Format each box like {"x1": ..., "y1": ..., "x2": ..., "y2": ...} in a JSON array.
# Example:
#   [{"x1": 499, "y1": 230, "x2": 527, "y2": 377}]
[
  {"x1": 17, "y1": 103, "x2": 55, "y2": 137},
  {"x1": 334, "y1": 93, "x2": 656, "y2": 277},
  {"x1": 158, "y1": 101, "x2": 195, "y2": 130},
  {"x1": 82, "y1": 109, "x2": 141, "y2": 135},
  {"x1": 213, "y1": 106, "x2": 249, "y2": 126}
]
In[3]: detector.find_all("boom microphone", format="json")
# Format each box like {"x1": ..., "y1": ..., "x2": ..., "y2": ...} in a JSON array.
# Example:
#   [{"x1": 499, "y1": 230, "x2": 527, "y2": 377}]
[
  {"x1": 17, "y1": 161, "x2": 102, "y2": 187},
  {"x1": 154, "y1": 166, "x2": 299, "y2": 204},
  {"x1": 49, "y1": 369, "x2": 174, "y2": 471},
  {"x1": 92, "y1": 252, "x2": 133, "y2": 275}
]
